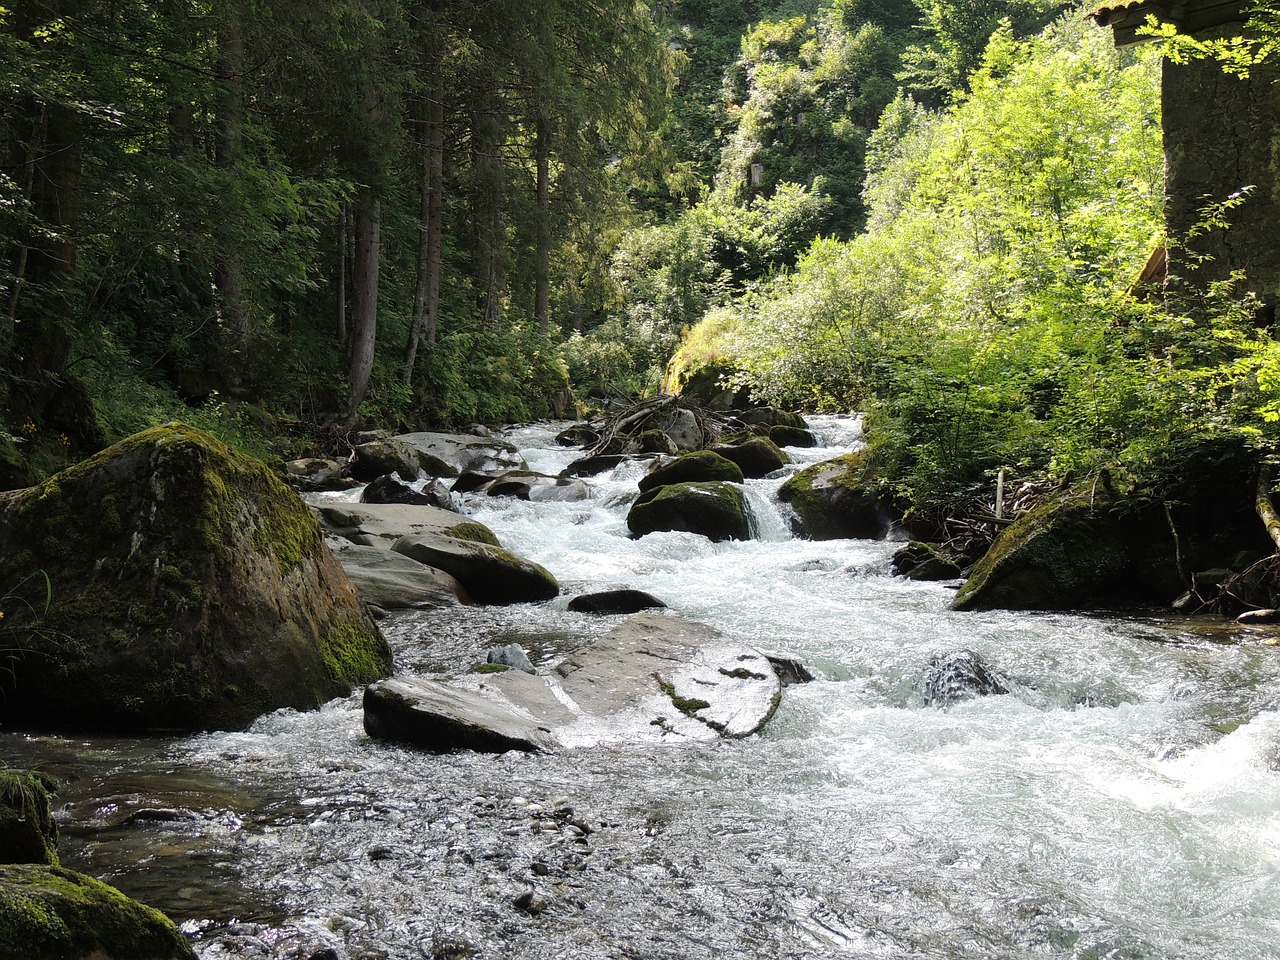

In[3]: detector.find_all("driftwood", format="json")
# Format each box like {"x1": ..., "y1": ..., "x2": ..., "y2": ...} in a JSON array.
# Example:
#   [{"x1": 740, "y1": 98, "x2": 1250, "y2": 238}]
[
  {"x1": 1256, "y1": 465, "x2": 1280, "y2": 553},
  {"x1": 584, "y1": 395, "x2": 720, "y2": 457}
]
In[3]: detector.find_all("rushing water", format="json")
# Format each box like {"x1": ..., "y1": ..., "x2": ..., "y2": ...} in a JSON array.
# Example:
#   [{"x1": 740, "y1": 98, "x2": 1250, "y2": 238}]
[{"x1": 6, "y1": 416, "x2": 1280, "y2": 960}]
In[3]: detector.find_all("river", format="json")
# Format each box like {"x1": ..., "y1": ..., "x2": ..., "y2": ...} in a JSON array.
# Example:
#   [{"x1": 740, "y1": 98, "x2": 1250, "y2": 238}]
[{"x1": 4, "y1": 415, "x2": 1280, "y2": 959}]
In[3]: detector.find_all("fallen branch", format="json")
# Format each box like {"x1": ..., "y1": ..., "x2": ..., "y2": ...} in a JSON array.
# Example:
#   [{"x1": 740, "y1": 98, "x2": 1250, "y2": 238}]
[{"x1": 1256, "y1": 465, "x2": 1280, "y2": 553}]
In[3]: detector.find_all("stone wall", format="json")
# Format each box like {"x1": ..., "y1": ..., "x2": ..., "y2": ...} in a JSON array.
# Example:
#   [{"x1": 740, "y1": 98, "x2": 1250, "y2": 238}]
[{"x1": 1163, "y1": 41, "x2": 1280, "y2": 316}]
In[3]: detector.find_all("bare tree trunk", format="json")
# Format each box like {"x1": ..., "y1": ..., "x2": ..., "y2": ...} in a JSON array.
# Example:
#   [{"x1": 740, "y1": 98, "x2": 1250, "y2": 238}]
[
  {"x1": 346, "y1": 191, "x2": 380, "y2": 422},
  {"x1": 471, "y1": 82, "x2": 504, "y2": 329},
  {"x1": 535, "y1": 103, "x2": 551, "y2": 335},
  {"x1": 404, "y1": 68, "x2": 446, "y2": 383}
]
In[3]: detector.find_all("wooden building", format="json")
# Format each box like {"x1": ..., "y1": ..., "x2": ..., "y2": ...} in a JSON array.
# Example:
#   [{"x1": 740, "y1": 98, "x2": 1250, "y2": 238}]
[{"x1": 1090, "y1": 0, "x2": 1280, "y2": 316}]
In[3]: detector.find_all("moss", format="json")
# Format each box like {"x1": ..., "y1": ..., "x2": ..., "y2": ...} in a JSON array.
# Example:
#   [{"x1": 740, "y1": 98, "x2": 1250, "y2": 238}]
[
  {"x1": 441, "y1": 522, "x2": 501, "y2": 548},
  {"x1": 658, "y1": 679, "x2": 711, "y2": 717},
  {"x1": 0, "y1": 772, "x2": 58, "y2": 866},
  {"x1": 470, "y1": 662, "x2": 510, "y2": 674},
  {"x1": 627, "y1": 481, "x2": 751, "y2": 542},
  {"x1": 0, "y1": 863, "x2": 195, "y2": 960},
  {"x1": 321, "y1": 619, "x2": 392, "y2": 688},
  {"x1": 637, "y1": 450, "x2": 744, "y2": 493}
]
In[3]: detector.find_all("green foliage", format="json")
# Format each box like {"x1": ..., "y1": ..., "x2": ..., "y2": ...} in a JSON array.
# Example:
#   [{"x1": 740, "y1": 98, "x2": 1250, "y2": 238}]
[{"x1": 716, "y1": 13, "x2": 1239, "y2": 515}]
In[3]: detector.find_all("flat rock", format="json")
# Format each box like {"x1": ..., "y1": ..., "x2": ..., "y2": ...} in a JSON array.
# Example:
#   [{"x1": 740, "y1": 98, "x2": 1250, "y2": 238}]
[
  {"x1": 363, "y1": 613, "x2": 782, "y2": 752},
  {"x1": 327, "y1": 541, "x2": 472, "y2": 609},
  {"x1": 567, "y1": 589, "x2": 667, "y2": 615},
  {"x1": 392, "y1": 535, "x2": 559, "y2": 605},
  {"x1": 316, "y1": 502, "x2": 492, "y2": 549}
]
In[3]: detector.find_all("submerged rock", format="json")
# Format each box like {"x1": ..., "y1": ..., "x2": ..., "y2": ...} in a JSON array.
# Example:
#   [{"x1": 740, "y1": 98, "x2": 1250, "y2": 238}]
[
  {"x1": 0, "y1": 424, "x2": 391, "y2": 732},
  {"x1": 363, "y1": 613, "x2": 782, "y2": 752},
  {"x1": 778, "y1": 451, "x2": 893, "y2": 540},
  {"x1": 921, "y1": 650, "x2": 1010, "y2": 706},
  {"x1": 0, "y1": 863, "x2": 196, "y2": 960},
  {"x1": 627, "y1": 480, "x2": 752, "y2": 542},
  {"x1": 892, "y1": 541, "x2": 964, "y2": 581}
]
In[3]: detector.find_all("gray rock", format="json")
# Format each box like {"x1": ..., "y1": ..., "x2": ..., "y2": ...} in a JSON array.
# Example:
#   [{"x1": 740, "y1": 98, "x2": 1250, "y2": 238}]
[
  {"x1": 361, "y1": 474, "x2": 458, "y2": 510},
  {"x1": 284, "y1": 457, "x2": 355, "y2": 492},
  {"x1": 664, "y1": 408, "x2": 705, "y2": 450},
  {"x1": 363, "y1": 613, "x2": 782, "y2": 752},
  {"x1": 328, "y1": 541, "x2": 473, "y2": 609},
  {"x1": 479, "y1": 471, "x2": 591, "y2": 503},
  {"x1": 363, "y1": 673, "x2": 561, "y2": 753},
  {"x1": 395, "y1": 431, "x2": 525, "y2": 476},
  {"x1": 353, "y1": 437, "x2": 426, "y2": 482},
  {"x1": 488, "y1": 643, "x2": 536, "y2": 674},
  {"x1": 561, "y1": 454, "x2": 636, "y2": 478},
  {"x1": 392, "y1": 535, "x2": 559, "y2": 605},
  {"x1": 921, "y1": 650, "x2": 1010, "y2": 706},
  {"x1": 316, "y1": 503, "x2": 493, "y2": 550},
  {"x1": 763, "y1": 653, "x2": 815, "y2": 686}
]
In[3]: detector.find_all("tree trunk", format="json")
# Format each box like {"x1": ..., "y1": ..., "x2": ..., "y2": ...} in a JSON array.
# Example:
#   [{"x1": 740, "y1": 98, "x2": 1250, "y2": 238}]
[
  {"x1": 345, "y1": 191, "x2": 381, "y2": 422},
  {"x1": 336, "y1": 201, "x2": 348, "y2": 342},
  {"x1": 215, "y1": 15, "x2": 250, "y2": 338},
  {"x1": 535, "y1": 103, "x2": 551, "y2": 335},
  {"x1": 471, "y1": 81, "x2": 504, "y2": 328},
  {"x1": 404, "y1": 55, "x2": 445, "y2": 386}
]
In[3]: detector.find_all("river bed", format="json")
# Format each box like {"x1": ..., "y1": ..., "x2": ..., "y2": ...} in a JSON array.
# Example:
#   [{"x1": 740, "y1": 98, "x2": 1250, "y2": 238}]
[{"x1": 4, "y1": 416, "x2": 1280, "y2": 959}]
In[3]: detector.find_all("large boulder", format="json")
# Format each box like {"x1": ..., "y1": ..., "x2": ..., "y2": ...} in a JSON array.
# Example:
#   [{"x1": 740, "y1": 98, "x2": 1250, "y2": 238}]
[
  {"x1": 627, "y1": 481, "x2": 752, "y2": 542},
  {"x1": 394, "y1": 431, "x2": 524, "y2": 476},
  {"x1": 778, "y1": 451, "x2": 893, "y2": 540},
  {"x1": 921, "y1": 650, "x2": 1010, "y2": 706},
  {"x1": 364, "y1": 613, "x2": 781, "y2": 751},
  {"x1": 352, "y1": 437, "x2": 427, "y2": 482},
  {"x1": 0, "y1": 863, "x2": 195, "y2": 960},
  {"x1": 953, "y1": 444, "x2": 1271, "y2": 611},
  {"x1": 478, "y1": 470, "x2": 591, "y2": 503},
  {"x1": 710, "y1": 436, "x2": 790, "y2": 479},
  {"x1": 637, "y1": 450, "x2": 744, "y2": 493},
  {"x1": 392, "y1": 535, "x2": 560, "y2": 605},
  {"x1": 951, "y1": 486, "x2": 1167, "y2": 611},
  {"x1": 0, "y1": 424, "x2": 391, "y2": 731},
  {"x1": 0, "y1": 772, "x2": 58, "y2": 866}
]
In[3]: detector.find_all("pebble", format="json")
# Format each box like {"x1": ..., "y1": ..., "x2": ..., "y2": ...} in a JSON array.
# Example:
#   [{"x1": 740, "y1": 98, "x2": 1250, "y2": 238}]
[{"x1": 513, "y1": 890, "x2": 551, "y2": 915}]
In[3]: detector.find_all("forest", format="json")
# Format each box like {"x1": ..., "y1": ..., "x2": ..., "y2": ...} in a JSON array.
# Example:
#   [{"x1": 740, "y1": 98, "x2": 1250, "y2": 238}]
[{"x1": 3, "y1": 0, "x2": 1280, "y2": 524}]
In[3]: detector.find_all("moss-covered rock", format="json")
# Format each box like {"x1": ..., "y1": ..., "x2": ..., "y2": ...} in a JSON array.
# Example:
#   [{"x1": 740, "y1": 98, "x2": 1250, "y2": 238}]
[
  {"x1": 0, "y1": 436, "x2": 39, "y2": 493},
  {"x1": 710, "y1": 436, "x2": 790, "y2": 479},
  {"x1": 769, "y1": 424, "x2": 818, "y2": 448},
  {"x1": 0, "y1": 863, "x2": 195, "y2": 960},
  {"x1": 0, "y1": 423, "x2": 391, "y2": 732},
  {"x1": 0, "y1": 772, "x2": 58, "y2": 866},
  {"x1": 626, "y1": 481, "x2": 752, "y2": 542},
  {"x1": 778, "y1": 452, "x2": 893, "y2": 540},
  {"x1": 637, "y1": 450, "x2": 745, "y2": 494},
  {"x1": 951, "y1": 487, "x2": 1165, "y2": 611},
  {"x1": 625, "y1": 429, "x2": 679, "y2": 456}
]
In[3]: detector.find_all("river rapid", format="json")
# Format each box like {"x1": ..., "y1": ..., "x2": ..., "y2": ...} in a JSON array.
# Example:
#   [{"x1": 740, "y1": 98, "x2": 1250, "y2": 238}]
[{"x1": 5, "y1": 415, "x2": 1280, "y2": 960}]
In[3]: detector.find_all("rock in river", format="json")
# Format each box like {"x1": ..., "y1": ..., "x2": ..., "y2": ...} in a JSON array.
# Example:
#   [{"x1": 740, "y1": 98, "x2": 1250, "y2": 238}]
[
  {"x1": 363, "y1": 612, "x2": 782, "y2": 752},
  {"x1": 0, "y1": 424, "x2": 391, "y2": 732},
  {"x1": 627, "y1": 481, "x2": 752, "y2": 542},
  {"x1": 392, "y1": 535, "x2": 560, "y2": 605}
]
